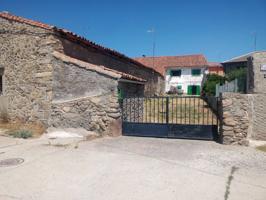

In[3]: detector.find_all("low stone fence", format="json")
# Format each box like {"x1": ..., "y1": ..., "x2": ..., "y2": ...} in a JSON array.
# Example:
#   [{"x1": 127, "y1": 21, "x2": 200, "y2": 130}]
[
  {"x1": 220, "y1": 92, "x2": 266, "y2": 145},
  {"x1": 49, "y1": 93, "x2": 121, "y2": 136}
]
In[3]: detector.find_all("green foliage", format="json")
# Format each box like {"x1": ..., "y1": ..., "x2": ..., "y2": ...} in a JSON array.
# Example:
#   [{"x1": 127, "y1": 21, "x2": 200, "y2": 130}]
[
  {"x1": 226, "y1": 68, "x2": 247, "y2": 93},
  {"x1": 226, "y1": 68, "x2": 247, "y2": 81},
  {"x1": 9, "y1": 130, "x2": 33, "y2": 139},
  {"x1": 203, "y1": 74, "x2": 226, "y2": 96},
  {"x1": 203, "y1": 68, "x2": 247, "y2": 96}
]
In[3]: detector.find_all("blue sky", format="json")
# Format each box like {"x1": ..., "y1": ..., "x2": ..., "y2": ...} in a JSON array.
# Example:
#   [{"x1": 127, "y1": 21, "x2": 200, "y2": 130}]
[{"x1": 1, "y1": 0, "x2": 266, "y2": 61}]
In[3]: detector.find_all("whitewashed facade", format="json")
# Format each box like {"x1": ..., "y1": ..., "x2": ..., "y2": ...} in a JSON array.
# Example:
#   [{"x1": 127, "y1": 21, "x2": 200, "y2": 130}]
[{"x1": 165, "y1": 67, "x2": 206, "y2": 95}]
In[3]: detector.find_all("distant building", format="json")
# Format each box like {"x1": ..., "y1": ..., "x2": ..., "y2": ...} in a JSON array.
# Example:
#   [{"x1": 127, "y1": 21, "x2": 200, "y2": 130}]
[
  {"x1": 135, "y1": 54, "x2": 208, "y2": 95},
  {"x1": 222, "y1": 51, "x2": 266, "y2": 74},
  {"x1": 207, "y1": 62, "x2": 224, "y2": 76}
]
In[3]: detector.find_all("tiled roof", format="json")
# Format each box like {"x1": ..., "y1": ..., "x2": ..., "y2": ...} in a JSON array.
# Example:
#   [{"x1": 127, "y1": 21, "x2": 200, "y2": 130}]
[
  {"x1": 52, "y1": 51, "x2": 146, "y2": 83},
  {"x1": 222, "y1": 51, "x2": 266, "y2": 63},
  {"x1": 134, "y1": 54, "x2": 208, "y2": 76},
  {"x1": 0, "y1": 11, "x2": 161, "y2": 77},
  {"x1": 207, "y1": 62, "x2": 223, "y2": 67},
  {"x1": 207, "y1": 62, "x2": 223, "y2": 73},
  {"x1": 0, "y1": 11, "x2": 53, "y2": 30}
]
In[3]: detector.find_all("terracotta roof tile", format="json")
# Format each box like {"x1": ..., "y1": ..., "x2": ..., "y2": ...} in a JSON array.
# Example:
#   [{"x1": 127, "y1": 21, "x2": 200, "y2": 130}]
[
  {"x1": 207, "y1": 62, "x2": 224, "y2": 72},
  {"x1": 134, "y1": 54, "x2": 208, "y2": 76},
  {"x1": 0, "y1": 12, "x2": 161, "y2": 77},
  {"x1": 0, "y1": 11, "x2": 53, "y2": 30},
  {"x1": 207, "y1": 62, "x2": 223, "y2": 67},
  {"x1": 52, "y1": 51, "x2": 146, "y2": 82}
]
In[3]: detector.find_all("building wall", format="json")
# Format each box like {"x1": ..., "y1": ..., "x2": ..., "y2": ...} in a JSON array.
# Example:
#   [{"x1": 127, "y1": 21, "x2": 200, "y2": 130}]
[
  {"x1": 165, "y1": 68, "x2": 205, "y2": 94},
  {"x1": 55, "y1": 37, "x2": 164, "y2": 96},
  {"x1": 0, "y1": 17, "x2": 58, "y2": 125},
  {"x1": 222, "y1": 61, "x2": 247, "y2": 74},
  {"x1": 208, "y1": 68, "x2": 224, "y2": 76},
  {"x1": 52, "y1": 58, "x2": 118, "y2": 101},
  {"x1": 247, "y1": 52, "x2": 266, "y2": 94},
  {"x1": 49, "y1": 54, "x2": 122, "y2": 134},
  {"x1": 118, "y1": 82, "x2": 144, "y2": 98}
]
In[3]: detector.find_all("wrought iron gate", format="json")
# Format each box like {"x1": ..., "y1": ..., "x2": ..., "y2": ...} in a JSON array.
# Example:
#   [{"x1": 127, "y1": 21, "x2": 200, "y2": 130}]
[{"x1": 121, "y1": 96, "x2": 220, "y2": 140}]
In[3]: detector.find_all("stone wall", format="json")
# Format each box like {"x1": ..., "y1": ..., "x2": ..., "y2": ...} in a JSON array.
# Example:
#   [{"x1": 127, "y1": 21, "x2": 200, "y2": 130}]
[
  {"x1": 52, "y1": 57, "x2": 118, "y2": 101},
  {"x1": 49, "y1": 55, "x2": 121, "y2": 134},
  {"x1": 220, "y1": 93, "x2": 250, "y2": 145},
  {"x1": 247, "y1": 94, "x2": 266, "y2": 141},
  {"x1": 50, "y1": 93, "x2": 121, "y2": 135},
  {"x1": 220, "y1": 93, "x2": 266, "y2": 145},
  {"x1": 55, "y1": 36, "x2": 164, "y2": 96},
  {"x1": 0, "y1": 96, "x2": 8, "y2": 121},
  {"x1": 0, "y1": 17, "x2": 59, "y2": 125},
  {"x1": 247, "y1": 52, "x2": 266, "y2": 94}
]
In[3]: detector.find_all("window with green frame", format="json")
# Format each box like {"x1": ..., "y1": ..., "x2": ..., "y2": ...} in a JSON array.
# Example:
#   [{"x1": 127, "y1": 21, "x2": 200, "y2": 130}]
[
  {"x1": 191, "y1": 69, "x2": 201, "y2": 76},
  {"x1": 177, "y1": 85, "x2": 182, "y2": 90},
  {"x1": 170, "y1": 69, "x2": 181, "y2": 77}
]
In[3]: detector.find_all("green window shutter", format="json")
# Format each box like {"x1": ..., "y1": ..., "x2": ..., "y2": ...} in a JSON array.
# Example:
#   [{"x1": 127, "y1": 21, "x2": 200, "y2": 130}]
[
  {"x1": 196, "y1": 86, "x2": 201, "y2": 95},
  {"x1": 192, "y1": 69, "x2": 201, "y2": 76},
  {"x1": 187, "y1": 86, "x2": 192, "y2": 95}
]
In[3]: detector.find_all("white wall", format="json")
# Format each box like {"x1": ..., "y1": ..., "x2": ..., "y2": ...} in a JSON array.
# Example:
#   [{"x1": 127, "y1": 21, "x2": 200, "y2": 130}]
[{"x1": 165, "y1": 67, "x2": 205, "y2": 93}]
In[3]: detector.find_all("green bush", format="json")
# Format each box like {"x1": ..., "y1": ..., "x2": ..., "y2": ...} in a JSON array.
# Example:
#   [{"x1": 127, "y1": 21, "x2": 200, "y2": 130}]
[
  {"x1": 9, "y1": 130, "x2": 33, "y2": 139},
  {"x1": 226, "y1": 68, "x2": 247, "y2": 93},
  {"x1": 203, "y1": 74, "x2": 226, "y2": 96},
  {"x1": 226, "y1": 68, "x2": 246, "y2": 81}
]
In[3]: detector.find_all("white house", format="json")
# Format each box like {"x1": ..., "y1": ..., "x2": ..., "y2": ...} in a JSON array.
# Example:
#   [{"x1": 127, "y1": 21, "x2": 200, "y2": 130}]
[
  {"x1": 135, "y1": 54, "x2": 208, "y2": 95},
  {"x1": 165, "y1": 67, "x2": 206, "y2": 95}
]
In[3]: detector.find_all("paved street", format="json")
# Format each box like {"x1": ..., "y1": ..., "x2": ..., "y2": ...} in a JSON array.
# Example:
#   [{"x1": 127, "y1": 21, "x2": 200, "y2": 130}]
[{"x1": 0, "y1": 135, "x2": 266, "y2": 200}]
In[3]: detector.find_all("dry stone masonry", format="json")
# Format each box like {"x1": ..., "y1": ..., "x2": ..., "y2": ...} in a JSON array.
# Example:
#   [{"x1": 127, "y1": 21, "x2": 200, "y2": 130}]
[
  {"x1": 50, "y1": 93, "x2": 121, "y2": 135},
  {"x1": 221, "y1": 93, "x2": 266, "y2": 145},
  {"x1": 220, "y1": 93, "x2": 250, "y2": 145},
  {"x1": 220, "y1": 52, "x2": 266, "y2": 145}
]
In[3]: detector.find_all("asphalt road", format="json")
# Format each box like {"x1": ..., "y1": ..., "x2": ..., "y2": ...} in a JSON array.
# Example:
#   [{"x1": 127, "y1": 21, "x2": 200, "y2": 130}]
[{"x1": 0, "y1": 136, "x2": 266, "y2": 200}]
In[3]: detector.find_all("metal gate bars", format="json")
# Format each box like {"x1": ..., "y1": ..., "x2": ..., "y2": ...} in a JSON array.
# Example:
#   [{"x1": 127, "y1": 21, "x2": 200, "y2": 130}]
[{"x1": 121, "y1": 96, "x2": 220, "y2": 140}]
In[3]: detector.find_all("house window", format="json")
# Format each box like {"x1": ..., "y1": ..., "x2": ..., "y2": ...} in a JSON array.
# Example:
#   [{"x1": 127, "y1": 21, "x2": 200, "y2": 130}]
[
  {"x1": 177, "y1": 85, "x2": 182, "y2": 90},
  {"x1": 192, "y1": 69, "x2": 201, "y2": 76},
  {"x1": 171, "y1": 70, "x2": 181, "y2": 77}
]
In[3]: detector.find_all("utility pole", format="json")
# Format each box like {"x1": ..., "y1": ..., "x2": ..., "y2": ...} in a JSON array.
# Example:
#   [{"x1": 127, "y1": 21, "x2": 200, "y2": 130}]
[
  {"x1": 147, "y1": 28, "x2": 156, "y2": 95},
  {"x1": 252, "y1": 31, "x2": 257, "y2": 51},
  {"x1": 147, "y1": 28, "x2": 156, "y2": 69}
]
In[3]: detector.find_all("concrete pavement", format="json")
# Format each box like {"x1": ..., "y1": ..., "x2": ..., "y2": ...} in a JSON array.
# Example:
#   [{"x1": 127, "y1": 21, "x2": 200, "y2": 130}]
[{"x1": 0, "y1": 135, "x2": 266, "y2": 200}]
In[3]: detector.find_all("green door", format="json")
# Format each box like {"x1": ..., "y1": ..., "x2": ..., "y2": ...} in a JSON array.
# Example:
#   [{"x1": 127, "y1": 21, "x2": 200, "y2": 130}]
[
  {"x1": 196, "y1": 85, "x2": 201, "y2": 95},
  {"x1": 187, "y1": 85, "x2": 201, "y2": 95},
  {"x1": 187, "y1": 86, "x2": 192, "y2": 95}
]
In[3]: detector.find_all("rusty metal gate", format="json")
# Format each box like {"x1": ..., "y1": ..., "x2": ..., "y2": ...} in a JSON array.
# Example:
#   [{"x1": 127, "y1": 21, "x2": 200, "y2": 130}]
[{"x1": 121, "y1": 96, "x2": 220, "y2": 140}]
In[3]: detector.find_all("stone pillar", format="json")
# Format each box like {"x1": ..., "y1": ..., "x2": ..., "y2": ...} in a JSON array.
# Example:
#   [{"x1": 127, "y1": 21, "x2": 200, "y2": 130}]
[{"x1": 221, "y1": 93, "x2": 249, "y2": 146}]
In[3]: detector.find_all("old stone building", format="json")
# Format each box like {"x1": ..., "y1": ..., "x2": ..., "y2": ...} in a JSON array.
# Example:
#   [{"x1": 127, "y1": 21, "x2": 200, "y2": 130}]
[
  {"x1": 0, "y1": 12, "x2": 163, "y2": 134},
  {"x1": 222, "y1": 51, "x2": 266, "y2": 74},
  {"x1": 220, "y1": 52, "x2": 266, "y2": 145}
]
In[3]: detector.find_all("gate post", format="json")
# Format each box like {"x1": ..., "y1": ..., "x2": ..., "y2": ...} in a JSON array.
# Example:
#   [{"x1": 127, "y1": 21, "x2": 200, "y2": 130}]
[{"x1": 166, "y1": 97, "x2": 169, "y2": 124}]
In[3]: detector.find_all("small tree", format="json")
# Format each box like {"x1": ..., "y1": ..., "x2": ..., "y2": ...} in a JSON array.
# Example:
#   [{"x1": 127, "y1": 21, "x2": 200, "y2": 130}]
[{"x1": 202, "y1": 74, "x2": 226, "y2": 96}]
